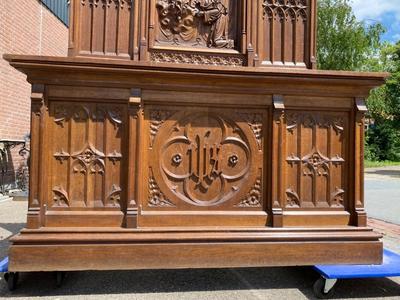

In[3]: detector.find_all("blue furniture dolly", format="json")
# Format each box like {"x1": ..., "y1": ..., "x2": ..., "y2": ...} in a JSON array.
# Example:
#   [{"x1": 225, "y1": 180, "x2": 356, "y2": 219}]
[
  {"x1": 1, "y1": 256, "x2": 65, "y2": 291},
  {"x1": 2, "y1": 250, "x2": 400, "y2": 294},
  {"x1": 313, "y1": 249, "x2": 400, "y2": 298}
]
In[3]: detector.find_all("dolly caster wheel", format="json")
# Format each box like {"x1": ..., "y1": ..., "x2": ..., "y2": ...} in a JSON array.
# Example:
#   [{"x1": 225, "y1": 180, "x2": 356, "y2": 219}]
[
  {"x1": 4, "y1": 272, "x2": 19, "y2": 291},
  {"x1": 55, "y1": 272, "x2": 66, "y2": 287},
  {"x1": 313, "y1": 277, "x2": 337, "y2": 299}
]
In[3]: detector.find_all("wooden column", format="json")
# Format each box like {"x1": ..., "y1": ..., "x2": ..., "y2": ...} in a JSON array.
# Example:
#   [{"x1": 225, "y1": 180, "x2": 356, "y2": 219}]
[
  {"x1": 353, "y1": 98, "x2": 368, "y2": 227},
  {"x1": 27, "y1": 84, "x2": 49, "y2": 229},
  {"x1": 139, "y1": 0, "x2": 149, "y2": 61},
  {"x1": 309, "y1": 0, "x2": 317, "y2": 69},
  {"x1": 126, "y1": 89, "x2": 142, "y2": 228},
  {"x1": 271, "y1": 95, "x2": 285, "y2": 227}
]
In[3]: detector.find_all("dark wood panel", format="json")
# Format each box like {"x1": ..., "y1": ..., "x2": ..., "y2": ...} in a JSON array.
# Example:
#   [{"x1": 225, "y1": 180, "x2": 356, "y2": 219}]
[
  {"x1": 4, "y1": 53, "x2": 387, "y2": 270},
  {"x1": 9, "y1": 241, "x2": 382, "y2": 272},
  {"x1": 46, "y1": 101, "x2": 127, "y2": 226},
  {"x1": 69, "y1": 0, "x2": 135, "y2": 59},
  {"x1": 67, "y1": 0, "x2": 317, "y2": 68}
]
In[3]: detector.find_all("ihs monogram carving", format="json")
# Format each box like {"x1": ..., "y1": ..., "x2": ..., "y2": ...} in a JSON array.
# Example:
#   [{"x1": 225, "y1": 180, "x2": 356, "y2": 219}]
[
  {"x1": 236, "y1": 178, "x2": 262, "y2": 208},
  {"x1": 149, "y1": 176, "x2": 175, "y2": 207},
  {"x1": 263, "y1": 0, "x2": 307, "y2": 21},
  {"x1": 81, "y1": 0, "x2": 132, "y2": 9},
  {"x1": 150, "y1": 51, "x2": 244, "y2": 66},
  {"x1": 156, "y1": 0, "x2": 235, "y2": 49},
  {"x1": 152, "y1": 112, "x2": 256, "y2": 207}
]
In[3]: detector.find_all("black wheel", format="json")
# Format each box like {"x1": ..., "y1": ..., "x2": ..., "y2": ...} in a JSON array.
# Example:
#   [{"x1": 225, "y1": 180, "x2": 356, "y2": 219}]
[
  {"x1": 313, "y1": 277, "x2": 336, "y2": 299},
  {"x1": 55, "y1": 271, "x2": 65, "y2": 287},
  {"x1": 3, "y1": 272, "x2": 9, "y2": 282},
  {"x1": 6, "y1": 272, "x2": 19, "y2": 291}
]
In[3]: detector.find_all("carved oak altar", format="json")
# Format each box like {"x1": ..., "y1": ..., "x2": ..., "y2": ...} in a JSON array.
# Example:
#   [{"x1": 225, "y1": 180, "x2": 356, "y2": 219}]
[{"x1": 4, "y1": 0, "x2": 387, "y2": 273}]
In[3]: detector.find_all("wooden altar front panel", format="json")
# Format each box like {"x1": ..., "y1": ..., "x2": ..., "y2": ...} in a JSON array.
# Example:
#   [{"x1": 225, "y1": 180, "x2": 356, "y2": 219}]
[
  {"x1": 5, "y1": 55, "x2": 386, "y2": 270},
  {"x1": 68, "y1": 0, "x2": 317, "y2": 68},
  {"x1": 24, "y1": 81, "x2": 364, "y2": 230},
  {"x1": 139, "y1": 103, "x2": 268, "y2": 227}
]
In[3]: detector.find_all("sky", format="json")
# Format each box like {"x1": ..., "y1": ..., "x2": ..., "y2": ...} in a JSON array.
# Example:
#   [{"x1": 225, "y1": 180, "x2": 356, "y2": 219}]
[{"x1": 350, "y1": 0, "x2": 400, "y2": 43}]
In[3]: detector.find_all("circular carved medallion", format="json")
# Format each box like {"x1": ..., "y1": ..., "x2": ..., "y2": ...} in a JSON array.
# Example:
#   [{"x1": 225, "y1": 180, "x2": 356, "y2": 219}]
[{"x1": 151, "y1": 111, "x2": 259, "y2": 207}]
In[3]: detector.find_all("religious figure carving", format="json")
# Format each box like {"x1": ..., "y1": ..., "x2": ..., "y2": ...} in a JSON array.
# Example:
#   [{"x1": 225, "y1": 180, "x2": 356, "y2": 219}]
[
  {"x1": 194, "y1": 0, "x2": 234, "y2": 48},
  {"x1": 156, "y1": 0, "x2": 235, "y2": 49}
]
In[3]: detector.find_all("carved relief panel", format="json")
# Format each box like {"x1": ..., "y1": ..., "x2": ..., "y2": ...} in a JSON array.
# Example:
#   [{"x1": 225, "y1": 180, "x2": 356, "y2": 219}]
[
  {"x1": 259, "y1": 0, "x2": 315, "y2": 68},
  {"x1": 144, "y1": 107, "x2": 265, "y2": 211},
  {"x1": 49, "y1": 102, "x2": 126, "y2": 209},
  {"x1": 154, "y1": 0, "x2": 239, "y2": 50},
  {"x1": 284, "y1": 111, "x2": 348, "y2": 209},
  {"x1": 150, "y1": 0, "x2": 246, "y2": 66},
  {"x1": 69, "y1": 0, "x2": 136, "y2": 58}
]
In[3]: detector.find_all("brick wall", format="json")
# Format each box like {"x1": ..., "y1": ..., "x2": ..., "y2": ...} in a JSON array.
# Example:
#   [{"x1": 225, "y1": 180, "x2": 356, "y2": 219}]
[{"x1": 0, "y1": 0, "x2": 68, "y2": 192}]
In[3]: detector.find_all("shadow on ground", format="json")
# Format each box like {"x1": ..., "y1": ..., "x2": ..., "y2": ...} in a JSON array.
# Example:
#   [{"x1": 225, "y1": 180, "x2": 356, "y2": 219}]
[
  {"x1": 0, "y1": 266, "x2": 399, "y2": 299},
  {"x1": 0, "y1": 223, "x2": 25, "y2": 260}
]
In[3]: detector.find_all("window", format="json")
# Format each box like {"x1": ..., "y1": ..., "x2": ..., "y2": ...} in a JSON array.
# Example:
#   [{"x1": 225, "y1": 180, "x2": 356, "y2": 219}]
[{"x1": 41, "y1": 0, "x2": 69, "y2": 27}]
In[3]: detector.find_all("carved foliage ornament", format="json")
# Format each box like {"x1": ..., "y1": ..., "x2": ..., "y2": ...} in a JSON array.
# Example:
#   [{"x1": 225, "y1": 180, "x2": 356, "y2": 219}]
[
  {"x1": 53, "y1": 186, "x2": 70, "y2": 207},
  {"x1": 54, "y1": 105, "x2": 123, "y2": 129},
  {"x1": 107, "y1": 184, "x2": 122, "y2": 207},
  {"x1": 81, "y1": 0, "x2": 133, "y2": 9},
  {"x1": 237, "y1": 113, "x2": 263, "y2": 149},
  {"x1": 236, "y1": 178, "x2": 262, "y2": 208},
  {"x1": 150, "y1": 110, "x2": 176, "y2": 147},
  {"x1": 286, "y1": 113, "x2": 344, "y2": 135},
  {"x1": 150, "y1": 51, "x2": 245, "y2": 66},
  {"x1": 156, "y1": 0, "x2": 235, "y2": 49},
  {"x1": 149, "y1": 175, "x2": 175, "y2": 207}
]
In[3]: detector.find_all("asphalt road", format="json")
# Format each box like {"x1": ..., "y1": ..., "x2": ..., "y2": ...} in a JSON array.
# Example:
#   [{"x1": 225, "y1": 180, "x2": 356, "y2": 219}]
[
  {"x1": 365, "y1": 166, "x2": 400, "y2": 225},
  {"x1": 0, "y1": 167, "x2": 399, "y2": 299}
]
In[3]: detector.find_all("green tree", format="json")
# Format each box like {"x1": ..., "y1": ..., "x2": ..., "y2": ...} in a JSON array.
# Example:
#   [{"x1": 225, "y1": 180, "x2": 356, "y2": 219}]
[
  {"x1": 317, "y1": 0, "x2": 400, "y2": 161},
  {"x1": 317, "y1": 0, "x2": 385, "y2": 71},
  {"x1": 366, "y1": 42, "x2": 400, "y2": 161}
]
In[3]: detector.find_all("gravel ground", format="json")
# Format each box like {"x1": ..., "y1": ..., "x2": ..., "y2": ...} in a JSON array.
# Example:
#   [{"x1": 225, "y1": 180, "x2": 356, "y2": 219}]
[{"x1": 0, "y1": 167, "x2": 399, "y2": 299}]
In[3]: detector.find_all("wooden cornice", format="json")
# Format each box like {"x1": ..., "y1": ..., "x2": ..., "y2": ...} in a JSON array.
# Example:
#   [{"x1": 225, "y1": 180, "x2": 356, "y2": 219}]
[{"x1": 3, "y1": 54, "x2": 389, "y2": 98}]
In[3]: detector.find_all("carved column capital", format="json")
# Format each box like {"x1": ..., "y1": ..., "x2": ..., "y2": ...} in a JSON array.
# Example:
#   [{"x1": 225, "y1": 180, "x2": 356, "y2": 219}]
[
  {"x1": 129, "y1": 88, "x2": 142, "y2": 106},
  {"x1": 273, "y1": 94, "x2": 285, "y2": 110},
  {"x1": 355, "y1": 97, "x2": 368, "y2": 123},
  {"x1": 273, "y1": 94, "x2": 285, "y2": 123},
  {"x1": 31, "y1": 84, "x2": 45, "y2": 102}
]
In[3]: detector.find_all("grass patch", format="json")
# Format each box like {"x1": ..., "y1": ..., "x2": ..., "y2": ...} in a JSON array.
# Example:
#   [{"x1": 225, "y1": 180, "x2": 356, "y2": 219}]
[{"x1": 365, "y1": 160, "x2": 400, "y2": 168}]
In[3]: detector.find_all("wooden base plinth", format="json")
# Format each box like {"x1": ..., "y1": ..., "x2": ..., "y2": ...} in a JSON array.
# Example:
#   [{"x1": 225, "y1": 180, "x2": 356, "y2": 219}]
[{"x1": 9, "y1": 227, "x2": 382, "y2": 272}]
